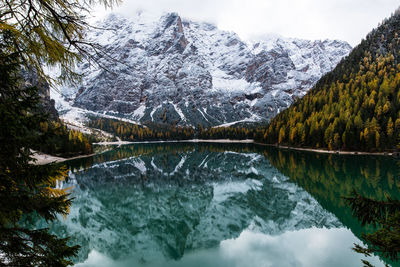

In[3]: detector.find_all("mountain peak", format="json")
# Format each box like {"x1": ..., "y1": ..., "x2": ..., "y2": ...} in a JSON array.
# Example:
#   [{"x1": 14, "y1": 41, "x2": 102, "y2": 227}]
[
  {"x1": 149, "y1": 12, "x2": 188, "y2": 54},
  {"x1": 57, "y1": 13, "x2": 351, "y2": 127},
  {"x1": 161, "y1": 12, "x2": 182, "y2": 31}
]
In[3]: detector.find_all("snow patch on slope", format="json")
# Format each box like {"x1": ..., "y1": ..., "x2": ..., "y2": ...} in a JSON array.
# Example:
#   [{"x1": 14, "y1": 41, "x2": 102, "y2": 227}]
[{"x1": 54, "y1": 12, "x2": 351, "y2": 127}]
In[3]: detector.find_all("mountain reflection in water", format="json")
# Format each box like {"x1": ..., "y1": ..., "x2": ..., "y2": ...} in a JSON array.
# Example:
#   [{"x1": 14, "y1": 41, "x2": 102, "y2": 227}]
[{"x1": 46, "y1": 143, "x2": 397, "y2": 266}]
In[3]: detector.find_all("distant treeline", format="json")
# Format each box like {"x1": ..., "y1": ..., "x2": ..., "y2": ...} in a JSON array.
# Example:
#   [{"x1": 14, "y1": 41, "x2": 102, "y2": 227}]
[{"x1": 87, "y1": 117, "x2": 263, "y2": 141}]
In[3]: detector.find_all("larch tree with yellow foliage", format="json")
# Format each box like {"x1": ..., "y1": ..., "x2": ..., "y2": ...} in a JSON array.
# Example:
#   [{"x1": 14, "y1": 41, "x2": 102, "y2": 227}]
[{"x1": 0, "y1": 0, "x2": 118, "y2": 266}]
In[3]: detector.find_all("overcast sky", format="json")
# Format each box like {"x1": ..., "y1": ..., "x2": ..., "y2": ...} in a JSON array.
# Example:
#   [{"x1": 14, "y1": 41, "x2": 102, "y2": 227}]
[{"x1": 94, "y1": 0, "x2": 399, "y2": 46}]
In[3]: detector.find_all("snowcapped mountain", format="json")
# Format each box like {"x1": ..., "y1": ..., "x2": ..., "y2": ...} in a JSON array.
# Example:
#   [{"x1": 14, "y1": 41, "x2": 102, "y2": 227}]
[{"x1": 58, "y1": 12, "x2": 352, "y2": 127}]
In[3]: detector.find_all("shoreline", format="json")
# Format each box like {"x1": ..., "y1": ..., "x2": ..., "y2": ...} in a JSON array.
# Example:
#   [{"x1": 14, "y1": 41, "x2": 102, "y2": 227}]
[
  {"x1": 32, "y1": 139, "x2": 254, "y2": 165},
  {"x1": 32, "y1": 152, "x2": 96, "y2": 165},
  {"x1": 33, "y1": 139, "x2": 397, "y2": 165},
  {"x1": 93, "y1": 139, "x2": 255, "y2": 145},
  {"x1": 254, "y1": 142, "x2": 398, "y2": 156},
  {"x1": 94, "y1": 138, "x2": 398, "y2": 156}
]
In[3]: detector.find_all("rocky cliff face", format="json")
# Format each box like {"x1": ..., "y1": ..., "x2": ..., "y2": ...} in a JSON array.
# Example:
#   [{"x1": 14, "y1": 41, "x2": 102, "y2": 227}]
[
  {"x1": 59, "y1": 12, "x2": 351, "y2": 127},
  {"x1": 22, "y1": 68, "x2": 58, "y2": 120}
]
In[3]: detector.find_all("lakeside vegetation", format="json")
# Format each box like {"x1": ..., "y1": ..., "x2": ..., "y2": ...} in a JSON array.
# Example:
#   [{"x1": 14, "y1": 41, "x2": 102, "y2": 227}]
[
  {"x1": 0, "y1": 47, "x2": 79, "y2": 266},
  {"x1": 0, "y1": 0, "x2": 118, "y2": 265},
  {"x1": 36, "y1": 121, "x2": 94, "y2": 157},
  {"x1": 259, "y1": 10, "x2": 400, "y2": 153}
]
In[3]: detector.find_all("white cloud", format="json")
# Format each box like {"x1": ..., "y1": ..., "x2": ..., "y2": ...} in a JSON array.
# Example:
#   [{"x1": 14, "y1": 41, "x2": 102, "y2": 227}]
[
  {"x1": 218, "y1": 228, "x2": 385, "y2": 267},
  {"x1": 92, "y1": 0, "x2": 399, "y2": 46},
  {"x1": 75, "y1": 228, "x2": 385, "y2": 267}
]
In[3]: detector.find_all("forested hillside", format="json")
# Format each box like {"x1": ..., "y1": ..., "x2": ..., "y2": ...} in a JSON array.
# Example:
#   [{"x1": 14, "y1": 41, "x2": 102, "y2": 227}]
[
  {"x1": 35, "y1": 121, "x2": 93, "y2": 156},
  {"x1": 259, "y1": 9, "x2": 400, "y2": 151}
]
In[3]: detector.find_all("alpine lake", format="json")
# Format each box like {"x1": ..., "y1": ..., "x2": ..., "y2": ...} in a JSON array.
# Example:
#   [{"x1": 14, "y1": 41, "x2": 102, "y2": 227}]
[{"x1": 35, "y1": 142, "x2": 400, "y2": 266}]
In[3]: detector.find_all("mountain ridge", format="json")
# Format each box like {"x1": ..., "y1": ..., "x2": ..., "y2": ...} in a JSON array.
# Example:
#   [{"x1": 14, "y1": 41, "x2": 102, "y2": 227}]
[{"x1": 56, "y1": 11, "x2": 351, "y2": 128}]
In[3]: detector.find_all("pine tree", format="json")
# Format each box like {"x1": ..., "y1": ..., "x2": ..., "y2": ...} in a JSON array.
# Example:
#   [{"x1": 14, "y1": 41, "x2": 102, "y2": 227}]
[
  {"x1": 1, "y1": 0, "x2": 119, "y2": 84},
  {"x1": 345, "y1": 191, "x2": 400, "y2": 265},
  {"x1": 1, "y1": 0, "x2": 118, "y2": 264},
  {"x1": 0, "y1": 44, "x2": 79, "y2": 266}
]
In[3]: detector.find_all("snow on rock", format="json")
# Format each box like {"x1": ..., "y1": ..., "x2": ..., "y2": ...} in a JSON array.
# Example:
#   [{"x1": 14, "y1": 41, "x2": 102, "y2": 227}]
[
  {"x1": 132, "y1": 104, "x2": 146, "y2": 121},
  {"x1": 57, "y1": 12, "x2": 352, "y2": 127}
]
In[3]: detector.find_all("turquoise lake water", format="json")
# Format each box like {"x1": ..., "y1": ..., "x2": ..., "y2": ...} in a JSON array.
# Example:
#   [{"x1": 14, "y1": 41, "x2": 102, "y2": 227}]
[{"x1": 42, "y1": 143, "x2": 400, "y2": 266}]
